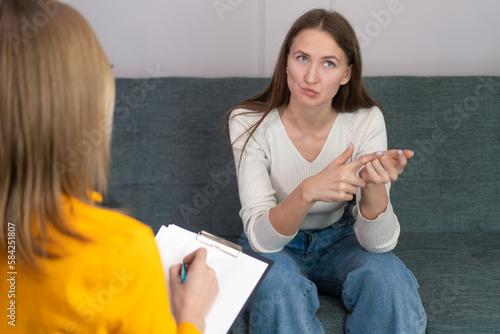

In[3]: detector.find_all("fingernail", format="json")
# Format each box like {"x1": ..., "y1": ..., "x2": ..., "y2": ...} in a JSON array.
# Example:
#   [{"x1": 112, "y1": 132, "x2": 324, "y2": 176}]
[
  {"x1": 376, "y1": 151, "x2": 382, "y2": 156},
  {"x1": 347, "y1": 142, "x2": 352, "y2": 149},
  {"x1": 397, "y1": 149, "x2": 403, "y2": 156},
  {"x1": 411, "y1": 150, "x2": 415, "y2": 157}
]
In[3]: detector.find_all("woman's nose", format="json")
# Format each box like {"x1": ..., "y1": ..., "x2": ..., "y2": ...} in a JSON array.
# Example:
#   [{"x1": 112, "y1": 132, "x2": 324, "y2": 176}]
[{"x1": 304, "y1": 64, "x2": 319, "y2": 84}]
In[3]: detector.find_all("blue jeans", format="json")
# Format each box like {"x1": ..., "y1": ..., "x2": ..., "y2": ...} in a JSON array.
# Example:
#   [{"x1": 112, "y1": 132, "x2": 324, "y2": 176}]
[{"x1": 239, "y1": 205, "x2": 427, "y2": 334}]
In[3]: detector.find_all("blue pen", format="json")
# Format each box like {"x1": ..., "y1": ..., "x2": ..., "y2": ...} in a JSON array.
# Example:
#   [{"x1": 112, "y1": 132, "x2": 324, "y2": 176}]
[{"x1": 180, "y1": 263, "x2": 187, "y2": 284}]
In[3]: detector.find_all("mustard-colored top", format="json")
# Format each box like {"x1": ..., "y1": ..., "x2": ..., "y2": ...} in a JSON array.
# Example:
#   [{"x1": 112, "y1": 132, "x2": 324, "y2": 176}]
[{"x1": 0, "y1": 194, "x2": 200, "y2": 334}]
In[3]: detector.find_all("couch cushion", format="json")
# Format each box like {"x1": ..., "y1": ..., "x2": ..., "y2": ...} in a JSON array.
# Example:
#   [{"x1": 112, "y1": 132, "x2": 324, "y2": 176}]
[
  {"x1": 108, "y1": 76, "x2": 500, "y2": 238},
  {"x1": 363, "y1": 76, "x2": 500, "y2": 234},
  {"x1": 106, "y1": 77, "x2": 269, "y2": 238},
  {"x1": 396, "y1": 232, "x2": 500, "y2": 333},
  {"x1": 232, "y1": 232, "x2": 500, "y2": 333}
]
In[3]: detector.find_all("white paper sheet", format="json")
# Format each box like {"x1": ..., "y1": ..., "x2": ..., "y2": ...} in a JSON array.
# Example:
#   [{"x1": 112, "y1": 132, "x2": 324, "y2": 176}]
[{"x1": 155, "y1": 224, "x2": 270, "y2": 334}]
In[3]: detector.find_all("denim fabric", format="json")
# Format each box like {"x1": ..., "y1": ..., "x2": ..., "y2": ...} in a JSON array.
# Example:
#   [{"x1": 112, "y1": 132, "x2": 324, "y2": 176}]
[{"x1": 239, "y1": 205, "x2": 427, "y2": 334}]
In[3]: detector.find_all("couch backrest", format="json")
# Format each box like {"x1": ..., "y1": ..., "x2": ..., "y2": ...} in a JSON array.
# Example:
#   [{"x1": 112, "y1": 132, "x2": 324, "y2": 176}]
[{"x1": 106, "y1": 76, "x2": 500, "y2": 239}]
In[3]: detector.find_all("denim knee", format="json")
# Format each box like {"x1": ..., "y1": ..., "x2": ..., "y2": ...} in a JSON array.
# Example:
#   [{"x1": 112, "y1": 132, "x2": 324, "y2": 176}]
[
  {"x1": 240, "y1": 234, "x2": 324, "y2": 334},
  {"x1": 342, "y1": 252, "x2": 425, "y2": 334},
  {"x1": 343, "y1": 253, "x2": 418, "y2": 302}
]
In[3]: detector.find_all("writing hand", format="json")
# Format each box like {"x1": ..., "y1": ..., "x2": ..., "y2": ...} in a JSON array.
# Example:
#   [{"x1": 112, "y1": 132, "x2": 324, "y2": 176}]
[{"x1": 169, "y1": 247, "x2": 219, "y2": 333}]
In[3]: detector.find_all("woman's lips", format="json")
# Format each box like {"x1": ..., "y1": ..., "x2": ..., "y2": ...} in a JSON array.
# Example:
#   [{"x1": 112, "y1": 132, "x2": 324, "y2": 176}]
[{"x1": 302, "y1": 87, "x2": 319, "y2": 97}]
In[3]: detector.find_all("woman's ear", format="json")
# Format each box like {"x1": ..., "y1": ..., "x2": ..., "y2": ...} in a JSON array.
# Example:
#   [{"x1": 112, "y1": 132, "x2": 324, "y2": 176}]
[{"x1": 340, "y1": 65, "x2": 352, "y2": 85}]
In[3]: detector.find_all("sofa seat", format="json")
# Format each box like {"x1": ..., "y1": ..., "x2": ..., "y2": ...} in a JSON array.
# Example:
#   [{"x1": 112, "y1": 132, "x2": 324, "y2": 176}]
[
  {"x1": 233, "y1": 232, "x2": 500, "y2": 333},
  {"x1": 108, "y1": 76, "x2": 500, "y2": 333}
]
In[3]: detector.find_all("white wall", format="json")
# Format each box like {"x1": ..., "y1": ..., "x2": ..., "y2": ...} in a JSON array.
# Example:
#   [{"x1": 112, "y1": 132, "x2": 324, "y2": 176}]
[{"x1": 69, "y1": 0, "x2": 500, "y2": 78}]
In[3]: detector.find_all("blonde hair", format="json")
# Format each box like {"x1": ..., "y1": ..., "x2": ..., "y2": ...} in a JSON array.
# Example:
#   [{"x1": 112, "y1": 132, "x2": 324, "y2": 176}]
[{"x1": 0, "y1": 0, "x2": 115, "y2": 269}]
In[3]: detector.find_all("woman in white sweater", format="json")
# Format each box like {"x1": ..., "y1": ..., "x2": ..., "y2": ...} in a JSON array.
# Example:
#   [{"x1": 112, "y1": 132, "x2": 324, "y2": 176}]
[{"x1": 226, "y1": 9, "x2": 426, "y2": 334}]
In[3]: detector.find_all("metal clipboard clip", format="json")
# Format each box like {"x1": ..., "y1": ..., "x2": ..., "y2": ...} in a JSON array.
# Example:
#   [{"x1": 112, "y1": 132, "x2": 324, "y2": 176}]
[{"x1": 196, "y1": 230, "x2": 242, "y2": 258}]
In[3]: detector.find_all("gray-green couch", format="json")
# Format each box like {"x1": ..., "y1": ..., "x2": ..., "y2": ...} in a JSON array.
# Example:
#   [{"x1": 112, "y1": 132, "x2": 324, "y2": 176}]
[{"x1": 106, "y1": 76, "x2": 500, "y2": 333}]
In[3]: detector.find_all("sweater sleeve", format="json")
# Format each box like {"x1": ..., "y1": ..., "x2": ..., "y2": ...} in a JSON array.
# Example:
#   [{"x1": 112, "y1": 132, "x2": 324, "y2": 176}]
[
  {"x1": 351, "y1": 107, "x2": 401, "y2": 253},
  {"x1": 228, "y1": 110, "x2": 295, "y2": 253}
]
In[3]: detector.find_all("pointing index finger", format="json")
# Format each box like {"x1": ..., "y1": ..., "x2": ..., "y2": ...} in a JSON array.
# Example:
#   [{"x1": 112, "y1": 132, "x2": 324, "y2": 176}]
[{"x1": 346, "y1": 151, "x2": 382, "y2": 172}]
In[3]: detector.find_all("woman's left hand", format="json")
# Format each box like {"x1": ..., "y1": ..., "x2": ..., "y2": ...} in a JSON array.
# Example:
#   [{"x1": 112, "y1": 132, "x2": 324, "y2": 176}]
[{"x1": 358, "y1": 149, "x2": 414, "y2": 184}]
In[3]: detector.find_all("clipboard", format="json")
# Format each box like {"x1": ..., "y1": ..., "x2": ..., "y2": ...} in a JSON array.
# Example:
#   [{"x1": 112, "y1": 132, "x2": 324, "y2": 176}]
[{"x1": 155, "y1": 224, "x2": 273, "y2": 334}]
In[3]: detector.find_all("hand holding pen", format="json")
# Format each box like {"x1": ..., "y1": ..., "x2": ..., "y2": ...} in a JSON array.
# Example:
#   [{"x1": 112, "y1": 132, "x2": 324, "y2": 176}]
[{"x1": 169, "y1": 248, "x2": 219, "y2": 333}]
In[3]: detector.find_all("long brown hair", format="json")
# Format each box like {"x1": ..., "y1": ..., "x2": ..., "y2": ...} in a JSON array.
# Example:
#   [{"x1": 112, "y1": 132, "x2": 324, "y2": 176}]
[
  {"x1": 224, "y1": 9, "x2": 381, "y2": 159},
  {"x1": 0, "y1": 0, "x2": 115, "y2": 269}
]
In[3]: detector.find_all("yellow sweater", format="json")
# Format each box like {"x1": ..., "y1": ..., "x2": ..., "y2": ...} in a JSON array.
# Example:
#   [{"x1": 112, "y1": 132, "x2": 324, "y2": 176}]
[{"x1": 0, "y1": 194, "x2": 199, "y2": 334}]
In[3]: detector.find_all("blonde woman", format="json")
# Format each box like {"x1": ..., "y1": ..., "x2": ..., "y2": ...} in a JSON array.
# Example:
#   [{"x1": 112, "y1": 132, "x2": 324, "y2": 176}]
[{"x1": 0, "y1": 0, "x2": 217, "y2": 333}]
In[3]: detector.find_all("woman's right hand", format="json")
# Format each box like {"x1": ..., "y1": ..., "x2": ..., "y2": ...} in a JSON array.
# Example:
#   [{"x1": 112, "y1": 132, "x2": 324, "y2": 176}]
[
  {"x1": 169, "y1": 247, "x2": 219, "y2": 333},
  {"x1": 302, "y1": 143, "x2": 380, "y2": 203}
]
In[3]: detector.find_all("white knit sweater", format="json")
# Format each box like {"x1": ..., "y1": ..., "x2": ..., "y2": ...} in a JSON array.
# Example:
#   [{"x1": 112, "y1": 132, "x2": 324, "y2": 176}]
[{"x1": 229, "y1": 106, "x2": 400, "y2": 254}]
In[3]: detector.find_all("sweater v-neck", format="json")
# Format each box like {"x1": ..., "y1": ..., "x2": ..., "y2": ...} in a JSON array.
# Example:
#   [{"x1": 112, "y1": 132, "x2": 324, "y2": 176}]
[{"x1": 275, "y1": 108, "x2": 341, "y2": 164}]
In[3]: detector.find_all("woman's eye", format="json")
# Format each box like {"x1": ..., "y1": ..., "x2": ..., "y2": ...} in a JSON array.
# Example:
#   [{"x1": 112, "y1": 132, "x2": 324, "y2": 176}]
[
  {"x1": 298, "y1": 55, "x2": 308, "y2": 62},
  {"x1": 325, "y1": 61, "x2": 335, "y2": 68}
]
